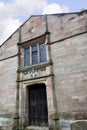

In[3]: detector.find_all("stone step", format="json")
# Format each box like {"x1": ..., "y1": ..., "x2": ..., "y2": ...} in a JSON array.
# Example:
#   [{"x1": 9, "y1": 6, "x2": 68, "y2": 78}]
[{"x1": 25, "y1": 126, "x2": 49, "y2": 130}]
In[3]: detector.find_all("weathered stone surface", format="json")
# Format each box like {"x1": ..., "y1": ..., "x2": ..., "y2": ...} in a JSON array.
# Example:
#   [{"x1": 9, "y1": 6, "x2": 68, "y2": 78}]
[
  {"x1": 51, "y1": 33, "x2": 87, "y2": 113},
  {"x1": 0, "y1": 10, "x2": 87, "y2": 130}
]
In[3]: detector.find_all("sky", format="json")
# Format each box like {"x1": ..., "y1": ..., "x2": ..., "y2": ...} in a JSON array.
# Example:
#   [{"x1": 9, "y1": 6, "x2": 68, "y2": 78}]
[{"x1": 0, "y1": 0, "x2": 87, "y2": 45}]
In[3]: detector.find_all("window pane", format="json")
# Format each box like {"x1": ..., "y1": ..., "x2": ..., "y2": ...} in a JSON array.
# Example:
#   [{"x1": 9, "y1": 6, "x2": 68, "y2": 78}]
[
  {"x1": 39, "y1": 43, "x2": 46, "y2": 63},
  {"x1": 32, "y1": 45, "x2": 38, "y2": 64},
  {"x1": 24, "y1": 48, "x2": 30, "y2": 66}
]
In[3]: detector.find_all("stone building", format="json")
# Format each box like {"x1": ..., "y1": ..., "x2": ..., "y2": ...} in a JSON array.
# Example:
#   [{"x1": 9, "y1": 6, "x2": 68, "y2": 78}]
[{"x1": 0, "y1": 10, "x2": 87, "y2": 130}]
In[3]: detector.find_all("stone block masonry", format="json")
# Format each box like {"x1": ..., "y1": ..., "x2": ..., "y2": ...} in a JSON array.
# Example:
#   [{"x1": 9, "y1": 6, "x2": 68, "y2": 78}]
[{"x1": 0, "y1": 10, "x2": 87, "y2": 130}]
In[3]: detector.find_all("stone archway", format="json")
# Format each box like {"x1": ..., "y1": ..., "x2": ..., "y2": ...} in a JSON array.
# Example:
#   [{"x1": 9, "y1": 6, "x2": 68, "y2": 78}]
[{"x1": 70, "y1": 120, "x2": 87, "y2": 130}]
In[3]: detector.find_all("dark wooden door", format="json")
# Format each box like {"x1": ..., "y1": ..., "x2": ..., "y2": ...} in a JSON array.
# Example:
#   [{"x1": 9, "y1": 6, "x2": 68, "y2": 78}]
[{"x1": 29, "y1": 84, "x2": 48, "y2": 126}]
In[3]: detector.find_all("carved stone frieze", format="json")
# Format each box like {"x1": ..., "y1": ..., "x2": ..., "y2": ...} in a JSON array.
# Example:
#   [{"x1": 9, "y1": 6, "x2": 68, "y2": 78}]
[
  {"x1": 28, "y1": 68, "x2": 40, "y2": 78},
  {"x1": 22, "y1": 67, "x2": 46, "y2": 80}
]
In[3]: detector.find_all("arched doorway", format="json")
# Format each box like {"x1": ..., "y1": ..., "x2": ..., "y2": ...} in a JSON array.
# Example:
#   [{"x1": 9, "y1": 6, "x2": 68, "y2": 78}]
[{"x1": 28, "y1": 83, "x2": 48, "y2": 126}]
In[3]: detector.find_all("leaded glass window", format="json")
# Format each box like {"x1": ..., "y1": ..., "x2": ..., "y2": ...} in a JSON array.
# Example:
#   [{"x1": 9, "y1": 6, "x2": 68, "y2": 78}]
[
  {"x1": 24, "y1": 42, "x2": 47, "y2": 66},
  {"x1": 32, "y1": 45, "x2": 38, "y2": 65},
  {"x1": 39, "y1": 43, "x2": 47, "y2": 63},
  {"x1": 24, "y1": 48, "x2": 30, "y2": 66}
]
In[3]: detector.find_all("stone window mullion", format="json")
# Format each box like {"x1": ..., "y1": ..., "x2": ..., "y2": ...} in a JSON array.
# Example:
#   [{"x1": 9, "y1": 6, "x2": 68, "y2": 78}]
[
  {"x1": 30, "y1": 46, "x2": 32, "y2": 65},
  {"x1": 37, "y1": 44, "x2": 40, "y2": 64}
]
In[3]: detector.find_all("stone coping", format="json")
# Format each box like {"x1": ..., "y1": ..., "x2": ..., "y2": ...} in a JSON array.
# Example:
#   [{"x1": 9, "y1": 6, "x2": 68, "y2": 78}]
[
  {"x1": 58, "y1": 112, "x2": 87, "y2": 120},
  {"x1": 0, "y1": 113, "x2": 11, "y2": 118},
  {"x1": 25, "y1": 126, "x2": 49, "y2": 130}
]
